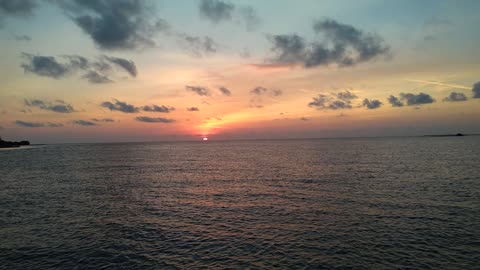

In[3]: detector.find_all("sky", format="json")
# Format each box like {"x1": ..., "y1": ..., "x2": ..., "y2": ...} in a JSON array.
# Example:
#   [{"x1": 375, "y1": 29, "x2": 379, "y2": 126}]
[{"x1": 0, "y1": 0, "x2": 479, "y2": 143}]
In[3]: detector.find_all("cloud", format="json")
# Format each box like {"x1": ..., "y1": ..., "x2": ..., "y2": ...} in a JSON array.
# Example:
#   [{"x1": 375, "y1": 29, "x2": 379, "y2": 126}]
[
  {"x1": 135, "y1": 116, "x2": 175, "y2": 123},
  {"x1": 21, "y1": 53, "x2": 137, "y2": 83},
  {"x1": 443, "y1": 92, "x2": 467, "y2": 102},
  {"x1": 219, "y1": 86, "x2": 231, "y2": 96},
  {"x1": 0, "y1": 0, "x2": 36, "y2": 17},
  {"x1": 142, "y1": 105, "x2": 174, "y2": 113},
  {"x1": 388, "y1": 95, "x2": 404, "y2": 107},
  {"x1": 57, "y1": 0, "x2": 168, "y2": 50},
  {"x1": 400, "y1": 92, "x2": 435, "y2": 106},
  {"x1": 300, "y1": 117, "x2": 310, "y2": 121},
  {"x1": 186, "y1": 85, "x2": 210, "y2": 96},
  {"x1": 91, "y1": 118, "x2": 115, "y2": 122},
  {"x1": 267, "y1": 18, "x2": 390, "y2": 68},
  {"x1": 13, "y1": 34, "x2": 31, "y2": 41},
  {"x1": 21, "y1": 54, "x2": 70, "y2": 79},
  {"x1": 83, "y1": 70, "x2": 112, "y2": 84},
  {"x1": 178, "y1": 34, "x2": 218, "y2": 57},
  {"x1": 73, "y1": 120, "x2": 96, "y2": 126},
  {"x1": 199, "y1": 0, "x2": 234, "y2": 23},
  {"x1": 308, "y1": 91, "x2": 358, "y2": 110},
  {"x1": 473, "y1": 82, "x2": 480, "y2": 98},
  {"x1": 104, "y1": 56, "x2": 137, "y2": 77},
  {"x1": 362, "y1": 98, "x2": 383, "y2": 109},
  {"x1": 187, "y1": 107, "x2": 200, "y2": 111},
  {"x1": 101, "y1": 100, "x2": 139, "y2": 113},
  {"x1": 198, "y1": 0, "x2": 260, "y2": 31},
  {"x1": 251, "y1": 86, "x2": 267, "y2": 95},
  {"x1": 272, "y1": 89, "x2": 283, "y2": 96},
  {"x1": 15, "y1": 120, "x2": 63, "y2": 128},
  {"x1": 24, "y1": 99, "x2": 75, "y2": 113}
]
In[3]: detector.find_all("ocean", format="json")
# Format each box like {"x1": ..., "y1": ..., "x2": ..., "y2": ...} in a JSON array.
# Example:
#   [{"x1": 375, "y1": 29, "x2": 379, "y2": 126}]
[{"x1": 1, "y1": 137, "x2": 479, "y2": 269}]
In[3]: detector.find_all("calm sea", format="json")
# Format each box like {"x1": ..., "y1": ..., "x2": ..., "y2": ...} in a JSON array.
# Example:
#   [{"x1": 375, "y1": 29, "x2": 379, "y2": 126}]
[{"x1": 1, "y1": 137, "x2": 479, "y2": 269}]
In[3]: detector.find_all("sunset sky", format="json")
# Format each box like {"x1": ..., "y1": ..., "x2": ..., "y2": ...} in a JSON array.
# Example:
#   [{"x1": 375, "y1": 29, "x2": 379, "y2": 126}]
[{"x1": 1, "y1": 0, "x2": 479, "y2": 143}]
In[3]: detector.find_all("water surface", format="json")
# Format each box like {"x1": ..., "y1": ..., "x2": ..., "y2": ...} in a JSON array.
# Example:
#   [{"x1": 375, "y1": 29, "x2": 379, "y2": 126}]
[{"x1": 1, "y1": 137, "x2": 479, "y2": 269}]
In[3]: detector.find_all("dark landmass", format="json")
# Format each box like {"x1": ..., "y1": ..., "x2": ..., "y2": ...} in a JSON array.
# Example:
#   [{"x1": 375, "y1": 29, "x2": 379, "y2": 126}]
[
  {"x1": 423, "y1": 133, "x2": 466, "y2": 137},
  {"x1": 0, "y1": 137, "x2": 30, "y2": 148}
]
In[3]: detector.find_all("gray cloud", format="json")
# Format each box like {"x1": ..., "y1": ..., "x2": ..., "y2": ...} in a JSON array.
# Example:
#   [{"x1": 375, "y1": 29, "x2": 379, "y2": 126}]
[
  {"x1": 91, "y1": 118, "x2": 115, "y2": 122},
  {"x1": 24, "y1": 99, "x2": 75, "y2": 113},
  {"x1": 187, "y1": 107, "x2": 200, "y2": 111},
  {"x1": 83, "y1": 70, "x2": 112, "y2": 84},
  {"x1": 363, "y1": 98, "x2": 383, "y2": 109},
  {"x1": 101, "y1": 100, "x2": 139, "y2": 113},
  {"x1": 300, "y1": 117, "x2": 310, "y2": 121},
  {"x1": 388, "y1": 95, "x2": 403, "y2": 107},
  {"x1": 473, "y1": 82, "x2": 480, "y2": 98},
  {"x1": 15, "y1": 120, "x2": 62, "y2": 128},
  {"x1": 21, "y1": 53, "x2": 137, "y2": 82},
  {"x1": 267, "y1": 18, "x2": 390, "y2": 68},
  {"x1": 308, "y1": 91, "x2": 358, "y2": 110},
  {"x1": 21, "y1": 54, "x2": 69, "y2": 79},
  {"x1": 57, "y1": 0, "x2": 167, "y2": 50},
  {"x1": 104, "y1": 56, "x2": 137, "y2": 77},
  {"x1": 135, "y1": 116, "x2": 175, "y2": 123},
  {"x1": 443, "y1": 92, "x2": 467, "y2": 102},
  {"x1": 186, "y1": 85, "x2": 210, "y2": 96},
  {"x1": 219, "y1": 86, "x2": 231, "y2": 96},
  {"x1": 250, "y1": 86, "x2": 267, "y2": 95},
  {"x1": 0, "y1": 0, "x2": 36, "y2": 17},
  {"x1": 400, "y1": 92, "x2": 435, "y2": 106},
  {"x1": 199, "y1": 0, "x2": 234, "y2": 23},
  {"x1": 199, "y1": 0, "x2": 260, "y2": 31},
  {"x1": 13, "y1": 34, "x2": 31, "y2": 41},
  {"x1": 179, "y1": 34, "x2": 218, "y2": 57},
  {"x1": 272, "y1": 89, "x2": 283, "y2": 96},
  {"x1": 73, "y1": 120, "x2": 96, "y2": 126},
  {"x1": 142, "y1": 105, "x2": 174, "y2": 113}
]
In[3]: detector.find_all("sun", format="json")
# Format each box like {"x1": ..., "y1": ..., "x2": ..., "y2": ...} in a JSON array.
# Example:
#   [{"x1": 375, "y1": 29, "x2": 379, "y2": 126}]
[{"x1": 202, "y1": 137, "x2": 208, "y2": 141}]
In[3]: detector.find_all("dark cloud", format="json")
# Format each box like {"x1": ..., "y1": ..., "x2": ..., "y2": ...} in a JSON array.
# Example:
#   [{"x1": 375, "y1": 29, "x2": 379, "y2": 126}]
[
  {"x1": 15, "y1": 120, "x2": 62, "y2": 128},
  {"x1": 336, "y1": 90, "x2": 357, "y2": 101},
  {"x1": 73, "y1": 120, "x2": 96, "y2": 126},
  {"x1": 83, "y1": 70, "x2": 112, "y2": 84},
  {"x1": 57, "y1": 0, "x2": 167, "y2": 50},
  {"x1": 199, "y1": 0, "x2": 234, "y2": 23},
  {"x1": 308, "y1": 91, "x2": 358, "y2": 110},
  {"x1": 198, "y1": 0, "x2": 260, "y2": 31},
  {"x1": 473, "y1": 82, "x2": 480, "y2": 98},
  {"x1": 388, "y1": 95, "x2": 403, "y2": 107},
  {"x1": 186, "y1": 85, "x2": 210, "y2": 96},
  {"x1": 91, "y1": 118, "x2": 115, "y2": 122},
  {"x1": 443, "y1": 92, "x2": 467, "y2": 102},
  {"x1": 104, "y1": 56, "x2": 137, "y2": 77},
  {"x1": 400, "y1": 92, "x2": 435, "y2": 106},
  {"x1": 219, "y1": 86, "x2": 231, "y2": 96},
  {"x1": 142, "y1": 105, "x2": 174, "y2": 113},
  {"x1": 21, "y1": 54, "x2": 69, "y2": 79},
  {"x1": 101, "y1": 100, "x2": 139, "y2": 113},
  {"x1": 135, "y1": 116, "x2": 175, "y2": 123},
  {"x1": 250, "y1": 86, "x2": 267, "y2": 95},
  {"x1": 179, "y1": 34, "x2": 218, "y2": 57},
  {"x1": 267, "y1": 18, "x2": 390, "y2": 68},
  {"x1": 187, "y1": 107, "x2": 200, "y2": 111},
  {"x1": 363, "y1": 98, "x2": 383, "y2": 109},
  {"x1": 24, "y1": 99, "x2": 75, "y2": 113},
  {"x1": 0, "y1": 0, "x2": 36, "y2": 17},
  {"x1": 300, "y1": 117, "x2": 310, "y2": 121},
  {"x1": 21, "y1": 53, "x2": 136, "y2": 83}
]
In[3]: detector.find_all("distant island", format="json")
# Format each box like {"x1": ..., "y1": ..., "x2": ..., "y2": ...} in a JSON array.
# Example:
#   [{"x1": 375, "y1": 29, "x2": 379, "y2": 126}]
[
  {"x1": 423, "y1": 133, "x2": 466, "y2": 137},
  {"x1": 0, "y1": 137, "x2": 30, "y2": 148}
]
